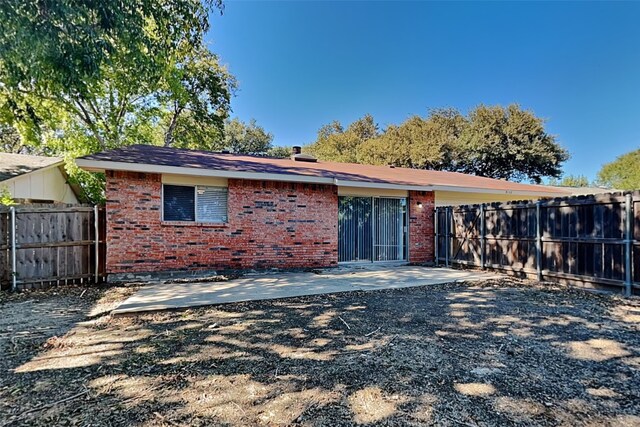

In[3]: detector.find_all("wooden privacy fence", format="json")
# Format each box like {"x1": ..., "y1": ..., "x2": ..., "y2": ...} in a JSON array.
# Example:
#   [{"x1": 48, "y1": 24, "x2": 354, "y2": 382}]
[
  {"x1": 435, "y1": 191, "x2": 639, "y2": 296},
  {"x1": 0, "y1": 205, "x2": 106, "y2": 291}
]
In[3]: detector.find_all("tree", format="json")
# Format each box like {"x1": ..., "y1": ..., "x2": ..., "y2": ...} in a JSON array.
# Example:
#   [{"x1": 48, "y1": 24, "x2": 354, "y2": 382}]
[
  {"x1": 162, "y1": 48, "x2": 235, "y2": 149},
  {"x1": 306, "y1": 115, "x2": 379, "y2": 163},
  {"x1": 357, "y1": 109, "x2": 466, "y2": 169},
  {"x1": 0, "y1": 125, "x2": 24, "y2": 153},
  {"x1": 0, "y1": 0, "x2": 218, "y2": 105},
  {"x1": 266, "y1": 145, "x2": 293, "y2": 158},
  {"x1": 0, "y1": 0, "x2": 233, "y2": 202},
  {"x1": 458, "y1": 105, "x2": 568, "y2": 183},
  {"x1": 223, "y1": 118, "x2": 274, "y2": 155},
  {"x1": 313, "y1": 105, "x2": 568, "y2": 183},
  {"x1": 547, "y1": 174, "x2": 591, "y2": 187},
  {"x1": 596, "y1": 148, "x2": 640, "y2": 190}
]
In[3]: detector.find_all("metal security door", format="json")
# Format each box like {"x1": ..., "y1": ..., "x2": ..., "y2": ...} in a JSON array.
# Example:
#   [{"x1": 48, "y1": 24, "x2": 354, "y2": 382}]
[
  {"x1": 338, "y1": 197, "x2": 372, "y2": 262},
  {"x1": 373, "y1": 198, "x2": 406, "y2": 261}
]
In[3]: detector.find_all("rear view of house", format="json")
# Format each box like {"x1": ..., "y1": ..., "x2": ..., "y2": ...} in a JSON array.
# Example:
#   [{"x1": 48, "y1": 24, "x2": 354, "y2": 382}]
[{"x1": 77, "y1": 145, "x2": 568, "y2": 280}]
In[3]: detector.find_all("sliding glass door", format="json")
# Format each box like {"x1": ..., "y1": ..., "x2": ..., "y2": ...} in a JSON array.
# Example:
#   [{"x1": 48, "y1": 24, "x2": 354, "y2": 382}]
[
  {"x1": 338, "y1": 196, "x2": 407, "y2": 263},
  {"x1": 338, "y1": 197, "x2": 373, "y2": 262}
]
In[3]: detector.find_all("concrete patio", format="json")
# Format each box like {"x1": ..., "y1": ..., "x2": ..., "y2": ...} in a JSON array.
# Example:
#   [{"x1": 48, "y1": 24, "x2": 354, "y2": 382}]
[{"x1": 112, "y1": 265, "x2": 500, "y2": 314}]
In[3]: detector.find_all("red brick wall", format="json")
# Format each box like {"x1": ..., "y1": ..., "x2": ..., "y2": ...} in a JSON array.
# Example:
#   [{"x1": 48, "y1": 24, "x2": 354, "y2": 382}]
[
  {"x1": 408, "y1": 190, "x2": 435, "y2": 264},
  {"x1": 105, "y1": 171, "x2": 338, "y2": 274}
]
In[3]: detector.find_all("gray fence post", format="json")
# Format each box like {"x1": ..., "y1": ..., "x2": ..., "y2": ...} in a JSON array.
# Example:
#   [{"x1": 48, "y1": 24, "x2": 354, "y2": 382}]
[
  {"x1": 10, "y1": 206, "x2": 16, "y2": 292},
  {"x1": 625, "y1": 193, "x2": 633, "y2": 297},
  {"x1": 445, "y1": 207, "x2": 450, "y2": 267},
  {"x1": 480, "y1": 204, "x2": 486, "y2": 269},
  {"x1": 536, "y1": 200, "x2": 542, "y2": 282}
]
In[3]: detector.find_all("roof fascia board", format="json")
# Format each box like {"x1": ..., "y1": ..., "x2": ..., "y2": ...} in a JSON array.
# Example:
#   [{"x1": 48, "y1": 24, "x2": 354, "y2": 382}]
[
  {"x1": 324, "y1": 179, "x2": 563, "y2": 196},
  {"x1": 76, "y1": 159, "x2": 567, "y2": 197},
  {"x1": 333, "y1": 179, "x2": 433, "y2": 192},
  {"x1": 428, "y1": 185, "x2": 569, "y2": 197},
  {"x1": 76, "y1": 159, "x2": 336, "y2": 185}
]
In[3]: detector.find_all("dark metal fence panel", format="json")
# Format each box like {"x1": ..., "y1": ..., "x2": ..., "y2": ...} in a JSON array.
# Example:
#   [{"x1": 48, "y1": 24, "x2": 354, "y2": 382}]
[
  {"x1": 634, "y1": 198, "x2": 640, "y2": 285},
  {"x1": 0, "y1": 204, "x2": 106, "y2": 291},
  {"x1": 435, "y1": 191, "x2": 639, "y2": 295}
]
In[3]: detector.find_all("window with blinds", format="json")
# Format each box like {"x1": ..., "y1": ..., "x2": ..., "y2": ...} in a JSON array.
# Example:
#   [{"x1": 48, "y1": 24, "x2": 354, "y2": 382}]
[
  {"x1": 163, "y1": 185, "x2": 195, "y2": 221},
  {"x1": 162, "y1": 184, "x2": 228, "y2": 223},
  {"x1": 196, "y1": 186, "x2": 228, "y2": 223}
]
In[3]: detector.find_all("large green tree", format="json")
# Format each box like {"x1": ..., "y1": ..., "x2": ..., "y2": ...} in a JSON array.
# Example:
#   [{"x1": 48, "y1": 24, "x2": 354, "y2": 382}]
[
  {"x1": 162, "y1": 48, "x2": 235, "y2": 149},
  {"x1": 223, "y1": 118, "x2": 274, "y2": 155},
  {"x1": 547, "y1": 174, "x2": 591, "y2": 188},
  {"x1": 357, "y1": 109, "x2": 466, "y2": 169},
  {"x1": 307, "y1": 105, "x2": 568, "y2": 183},
  {"x1": 222, "y1": 118, "x2": 291, "y2": 158},
  {"x1": 596, "y1": 148, "x2": 640, "y2": 190},
  {"x1": 0, "y1": 0, "x2": 234, "y2": 201},
  {"x1": 306, "y1": 114, "x2": 379, "y2": 163},
  {"x1": 0, "y1": 0, "x2": 218, "y2": 104},
  {"x1": 458, "y1": 104, "x2": 568, "y2": 183},
  {"x1": 0, "y1": 1, "x2": 233, "y2": 152}
]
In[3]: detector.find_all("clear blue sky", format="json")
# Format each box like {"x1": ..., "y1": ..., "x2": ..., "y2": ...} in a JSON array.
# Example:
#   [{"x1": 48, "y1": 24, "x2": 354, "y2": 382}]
[{"x1": 207, "y1": 1, "x2": 640, "y2": 181}]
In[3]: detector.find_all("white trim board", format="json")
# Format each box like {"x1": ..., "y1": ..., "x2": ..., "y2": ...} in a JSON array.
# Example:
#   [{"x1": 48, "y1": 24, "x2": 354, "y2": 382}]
[{"x1": 76, "y1": 158, "x2": 567, "y2": 198}]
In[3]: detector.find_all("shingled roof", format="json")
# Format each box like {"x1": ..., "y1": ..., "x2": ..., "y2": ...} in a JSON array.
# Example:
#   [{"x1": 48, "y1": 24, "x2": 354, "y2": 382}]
[
  {"x1": 78, "y1": 144, "x2": 569, "y2": 196},
  {"x1": 0, "y1": 153, "x2": 63, "y2": 182}
]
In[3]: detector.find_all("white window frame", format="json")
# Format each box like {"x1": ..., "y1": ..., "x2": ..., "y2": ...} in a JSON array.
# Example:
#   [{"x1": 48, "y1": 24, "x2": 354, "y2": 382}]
[{"x1": 161, "y1": 184, "x2": 228, "y2": 223}]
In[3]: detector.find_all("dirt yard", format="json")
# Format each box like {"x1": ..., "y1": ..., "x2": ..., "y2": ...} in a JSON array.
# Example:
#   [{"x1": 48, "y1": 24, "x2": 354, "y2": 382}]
[{"x1": 1, "y1": 278, "x2": 639, "y2": 426}]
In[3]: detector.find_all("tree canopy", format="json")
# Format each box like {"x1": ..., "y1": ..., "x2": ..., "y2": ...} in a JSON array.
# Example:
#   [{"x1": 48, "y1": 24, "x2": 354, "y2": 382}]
[
  {"x1": 306, "y1": 105, "x2": 569, "y2": 183},
  {"x1": 0, "y1": 0, "x2": 234, "y2": 152},
  {"x1": 0, "y1": 0, "x2": 219, "y2": 101},
  {"x1": 221, "y1": 118, "x2": 291, "y2": 158},
  {"x1": 358, "y1": 109, "x2": 465, "y2": 170},
  {"x1": 0, "y1": 0, "x2": 234, "y2": 201},
  {"x1": 306, "y1": 115, "x2": 378, "y2": 163},
  {"x1": 547, "y1": 175, "x2": 591, "y2": 188},
  {"x1": 596, "y1": 148, "x2": 640, "y2": 190},
  {"x1": 223, "y1": 118, "x2": 273, "y2": 154}
]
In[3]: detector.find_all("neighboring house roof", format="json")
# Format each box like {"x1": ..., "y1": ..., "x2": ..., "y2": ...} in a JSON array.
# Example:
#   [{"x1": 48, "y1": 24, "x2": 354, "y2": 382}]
[
  {"x1": 0, "y1": 152, "x2": 63, "y2": 182},
  {"x1": 77, "y1": 144, "x2": 570, "y2": 197}
]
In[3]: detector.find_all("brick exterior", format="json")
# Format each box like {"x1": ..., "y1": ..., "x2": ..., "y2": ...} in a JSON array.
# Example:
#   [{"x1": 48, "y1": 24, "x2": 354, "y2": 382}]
[
  {"x1": 104, "y1": 170, "x2": 435, "y2": 276},
  {"x1": 408, "y1": 190, "x2": 435, "y2": 264},
  {"x1": 105, "y1": 171, "x2": 339, "y2": 274}
]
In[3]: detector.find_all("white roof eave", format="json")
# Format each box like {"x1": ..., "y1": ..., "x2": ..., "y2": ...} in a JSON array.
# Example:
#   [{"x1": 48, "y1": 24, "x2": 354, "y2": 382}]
[{"x1": 76, "y1": 159, "x2": 566, "y2": 198}]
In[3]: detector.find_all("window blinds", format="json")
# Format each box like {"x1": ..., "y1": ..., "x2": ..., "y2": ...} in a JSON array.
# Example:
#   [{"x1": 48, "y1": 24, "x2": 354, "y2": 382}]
[
  {"x1": 163, "y1": 184, "x2": 228, "y2": 222},
  {"x1": 163, "y1": 185, "x2": 195, "y2": 221},
  {"x1": 196, "y1": 186, "x2": 228, "y2": 223}
]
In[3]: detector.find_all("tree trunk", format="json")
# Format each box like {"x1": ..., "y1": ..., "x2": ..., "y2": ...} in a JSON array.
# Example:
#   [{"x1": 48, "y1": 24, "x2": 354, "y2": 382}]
[{"x1": 164, "y1": 106, "x2": 183, "y2": 147}]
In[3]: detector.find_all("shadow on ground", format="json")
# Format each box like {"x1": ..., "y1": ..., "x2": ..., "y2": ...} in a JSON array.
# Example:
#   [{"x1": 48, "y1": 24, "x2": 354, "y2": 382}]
[{"x1": 1, "y1": 278, "x2": 639, "y2": 426}]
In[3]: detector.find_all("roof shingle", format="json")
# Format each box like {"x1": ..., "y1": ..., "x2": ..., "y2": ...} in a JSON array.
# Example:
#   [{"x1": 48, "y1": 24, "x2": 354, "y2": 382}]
[
  {"x1": 0, "y1": 153, "x2": 62, "y2": 182},
  {"x1": 79, "y1": 144, "x2": 568, "y2": 195}
]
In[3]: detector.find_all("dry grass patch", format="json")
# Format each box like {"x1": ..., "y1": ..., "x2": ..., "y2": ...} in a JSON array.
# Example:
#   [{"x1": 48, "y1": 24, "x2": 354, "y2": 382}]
[{"x1": 1, "y1": 278, "x2": 639, "y2": 426}]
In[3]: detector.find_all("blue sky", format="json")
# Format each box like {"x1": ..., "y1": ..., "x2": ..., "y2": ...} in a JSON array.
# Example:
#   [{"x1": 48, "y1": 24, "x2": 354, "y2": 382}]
[{"x1": 207, "y1": 1, "x2": 640, "y2": 181}]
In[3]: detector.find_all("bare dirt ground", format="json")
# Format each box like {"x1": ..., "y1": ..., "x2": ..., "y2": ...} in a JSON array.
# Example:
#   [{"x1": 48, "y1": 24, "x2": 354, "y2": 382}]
[{"x1": 1, "y1": 278, "x2": 639, "y2": 426}]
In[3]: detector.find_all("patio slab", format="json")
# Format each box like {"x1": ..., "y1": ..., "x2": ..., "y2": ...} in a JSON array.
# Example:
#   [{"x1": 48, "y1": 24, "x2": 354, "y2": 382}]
[{"x1": 112, "y1": 265, "x2": 500, "y2": 314}]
